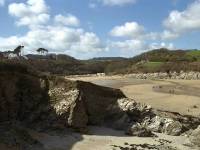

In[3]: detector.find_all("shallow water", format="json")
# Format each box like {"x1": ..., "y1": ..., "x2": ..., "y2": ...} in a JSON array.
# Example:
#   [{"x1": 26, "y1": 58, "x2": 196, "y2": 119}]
[{"x1": 91, "y1": 78, "x2": 152, "y2": 88}]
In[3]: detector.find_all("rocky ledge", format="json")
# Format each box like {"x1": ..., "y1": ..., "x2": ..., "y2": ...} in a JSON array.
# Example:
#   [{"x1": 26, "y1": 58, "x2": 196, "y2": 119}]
[{"x1": 125, "y1": 71, "x2": 200, "y2": 80}]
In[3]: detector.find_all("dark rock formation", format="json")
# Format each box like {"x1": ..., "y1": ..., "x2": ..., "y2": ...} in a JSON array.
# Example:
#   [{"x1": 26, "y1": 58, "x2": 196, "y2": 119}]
[
  {"x1": 0, "y1": 122, "x2": 44, "y2": 150},
  {"x1": 0, "y1": 70, "x2": 44, "y2": 122},
  {"x1": 49, "y1": 77, "x2": 127, "y2": 129}
]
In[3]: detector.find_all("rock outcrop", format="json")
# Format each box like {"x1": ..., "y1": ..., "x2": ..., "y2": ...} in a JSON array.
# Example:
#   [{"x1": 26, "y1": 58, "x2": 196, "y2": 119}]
[
  {"x1": 125, "y1": 71, "x2": 200, "y2": 80},
  {"x1": 0, "y1": 122, "x2": 45, "y2": 150},
  {"x1": 49, "y1": 77, "x2": 126, "y2": 129},
  {"x1": 48, "y1": 78, "x2": 200, "y2": 136}
]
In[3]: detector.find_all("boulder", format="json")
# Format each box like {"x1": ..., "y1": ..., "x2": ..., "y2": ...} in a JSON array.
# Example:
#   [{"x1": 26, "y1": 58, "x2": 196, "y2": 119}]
[
  {"x1": 49, "y1": 78, "x2": 127, "y2": 129},
  {"x1": 163, "y1": 120, "x2": 182, "y2": 136},
  {"x1": 126, "y1": 123, "x2": 156, "y2": 137},
  {"x1": 146, "y1": 116, "x2": 183, "y2": 136},
  {"x1": 189, "y1": 125, "x2": 200, "y2": 147}
]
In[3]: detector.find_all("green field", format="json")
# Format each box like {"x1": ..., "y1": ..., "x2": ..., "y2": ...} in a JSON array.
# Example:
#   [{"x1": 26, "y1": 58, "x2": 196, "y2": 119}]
[
  {"x1": 143, "y1": 62, "x2": 164, "y2": 69},
  {"x1": 186, "y1": 50, "x2": 200, "y2": 61}
]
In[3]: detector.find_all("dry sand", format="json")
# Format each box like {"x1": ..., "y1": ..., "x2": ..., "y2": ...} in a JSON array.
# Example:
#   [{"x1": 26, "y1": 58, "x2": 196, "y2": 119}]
[
  {"x1": 31, "y1": 126, "x2": 193, "y2": 150},
  {"x1": 66, "y1": 76, "x2": 200, "y2": 117}
]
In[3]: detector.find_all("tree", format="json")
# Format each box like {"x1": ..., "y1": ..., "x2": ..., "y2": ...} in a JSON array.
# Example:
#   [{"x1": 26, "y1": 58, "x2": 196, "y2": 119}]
[
  {"x1": 36, "y1": 48, "x2": 49, "y2": 55},
  {"x1": 13, "y1": 45, "x2": 24, "y2": 56}
]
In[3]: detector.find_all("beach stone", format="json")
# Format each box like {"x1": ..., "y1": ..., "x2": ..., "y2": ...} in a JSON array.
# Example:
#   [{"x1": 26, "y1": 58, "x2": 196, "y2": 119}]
[
  {"x1": 163, "y1": 120, "x2": 182, "y2": 136},
  {"x1": 146, "y1": 116, "x2": 183, "y2": 136},
  {"x1": 126, "y1": 123, "x2": 156, "y2": 137},
  {"x1": 117, "y1": 98, "x2": 152, "y2": 118},
  {"x1": 189, "y1": 125, "x2": 200, "y2": 147}
]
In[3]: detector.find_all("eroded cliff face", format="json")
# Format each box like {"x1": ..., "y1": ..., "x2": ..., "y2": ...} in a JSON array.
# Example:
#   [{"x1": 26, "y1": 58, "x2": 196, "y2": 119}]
[
  {"x1": 0, "y1": 66, "x2": 51, "y2": 150},
  {"x1": 0, "y1": 72, "x2": 49, "y2": 124}
]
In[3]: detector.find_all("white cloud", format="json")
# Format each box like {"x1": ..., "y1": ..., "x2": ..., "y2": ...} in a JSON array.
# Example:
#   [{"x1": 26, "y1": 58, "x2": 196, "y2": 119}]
[
  {"x1": 0, "y1": 0, "x2": 5, "y2": 6},
  {"x1": 108, "y1": 39, "x2": 175, "y2": 57},
  {"x1": 8, "y1": 0, "x2": 50, "y2": 28},
  {"x1": 2, "y1": 27, "x2": 104, "y2": 58},
  {"x1": 99, "y1": 0, "x2": 137, "y2": 6},
  {"x1": 54, "y1": 14, "x2": 80, "y2": 27},
  {"x1": 163, "y1": 0, "x2": 200, "y2": 36},
  {"x1": 110, "y1": 22, "x2": 144, "y2": 38},
  {"x1": 108, "y1": 20, "x2": 176, "y2": 57},
  {"x1": 148, "y1": 42, "x2": 174, "y2": 50},
  {"x1": 0, "y1": 0, "x2": 107, "y2": 59},
  {"x1": 109, "y1": 39, "x2": 144, "y2": 51},
  {"x1": 108, "y1": 39, "x2": 145, "y2": 56},
  {"x1": 108, "y1": 0, "x2": 200, "y2": 42},
  {"x1": 161, "y1": 30, "x2": 179, "y2": 40},
  {"x1": 2, "y1": 0, "x2": 180, "y2": 58},
  {"x1": 70, "y1": 32, "x2": 105, "y2": 53},
  {"x1": 109, "y1": 40, "x2": 174, "y2": 52},
  {"x1": 0, "y1": 36, "x2": 21, "y2": 51},
  {"x1": 0, "y1": 25, "x2": 106, "y2": 59}
]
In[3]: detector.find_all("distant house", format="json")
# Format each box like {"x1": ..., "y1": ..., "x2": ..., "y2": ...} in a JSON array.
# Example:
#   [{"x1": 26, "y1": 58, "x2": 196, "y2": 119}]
[
  {"x1": 0, "y1": 45, "x2": 24, "y2": 60},
  {"x1": 7, "y1": 53, "x2": 19, "y2": 59},
  {"x1": 0, "y1": 51, "x2": 18, "y2": 59}
]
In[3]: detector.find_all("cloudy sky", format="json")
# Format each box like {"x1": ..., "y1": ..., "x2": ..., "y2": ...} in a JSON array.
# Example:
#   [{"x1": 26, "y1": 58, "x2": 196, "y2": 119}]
[{"x1": 0, "y1": 0, "x2": 200, "y2": 59}]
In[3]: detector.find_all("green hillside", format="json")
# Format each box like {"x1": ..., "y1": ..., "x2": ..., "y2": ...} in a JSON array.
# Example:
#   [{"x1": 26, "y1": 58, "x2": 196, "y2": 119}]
[
  {"x1": 104, "y1": 49, "x2": 200, "y2": 74},
  {"x1": 131, "y1": 48, "x2": 200, "y2": 62},
  {"x1": 185, "y1": 50, "x2": 200, "y2": 61},
  {"x1": 1, "y1": 48, "x2": 200, "y2": 75}
]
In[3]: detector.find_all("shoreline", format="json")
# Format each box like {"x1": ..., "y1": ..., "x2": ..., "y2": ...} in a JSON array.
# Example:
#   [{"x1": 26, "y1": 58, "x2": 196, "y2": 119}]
[
  {"x1": 65, "y1": 75, "x2": 200, "y2": 117},
  {"x1": 65, "y1": 71, "x2": 200, "y2": 81}
]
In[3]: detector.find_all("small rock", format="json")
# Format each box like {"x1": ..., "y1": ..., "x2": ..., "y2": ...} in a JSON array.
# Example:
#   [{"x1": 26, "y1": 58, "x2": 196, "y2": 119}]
[
  {"x1": 189, "y1": 125, "x2": 200, "y2": 147},
  {"x1": 126, "y1": 124, "x2": 156, "y2": 137}
]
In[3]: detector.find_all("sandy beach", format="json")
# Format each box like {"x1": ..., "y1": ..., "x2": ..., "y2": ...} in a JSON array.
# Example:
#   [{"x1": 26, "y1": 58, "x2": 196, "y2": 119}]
[
  {"x1": 66, "y1": 76, "x2": 200, "y2": 117},
  {"x1": 30, "y1": 126, "x2": 193, "y2": 150},
  {"x1": 33, "y1": 75, "x2": 198, "y2": 150}
]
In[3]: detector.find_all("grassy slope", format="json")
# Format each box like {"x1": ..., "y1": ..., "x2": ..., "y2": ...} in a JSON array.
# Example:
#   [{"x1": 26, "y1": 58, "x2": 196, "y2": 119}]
[
  {"x1": 110, "y1": 49, "x2": 200, "y2": 73},
  {"x1": 143, "y1": 62, "x2": 164, "y2": 69},
  {"x1": 186, "y1": 50, "x2": 200, "y2": 61},
  {"x1": 1, "y1": 49, "x2": 200, "y2": 75}
]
